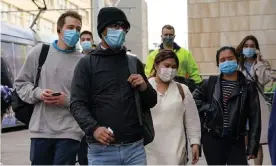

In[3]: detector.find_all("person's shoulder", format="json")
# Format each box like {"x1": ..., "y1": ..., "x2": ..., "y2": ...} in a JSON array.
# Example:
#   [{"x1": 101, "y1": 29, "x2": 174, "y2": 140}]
[
  {"x1": 26, "y1": 43, "x2": 45, "y2": 60},
  {"x1": 178, "y1": 47, "x2": 191, "y2": 55},
  {"x1": 71, "y1": 51, "x2": 84, "y2": 59},
  {"x1": 30, "y1": 43, "x2": 44, "y2": 54},
  {"x1": 126, "y1": 51, "x2": 137, "y2": 57},
  {"x1": 79, "y1": 54, "x2": 91, "y2": 64},
  {"x1": 173, "y1": 81, "x2": 190, "y2": 94},
  {"x1": 148, "y1": 49, "x2": 159, "y2": 57}
]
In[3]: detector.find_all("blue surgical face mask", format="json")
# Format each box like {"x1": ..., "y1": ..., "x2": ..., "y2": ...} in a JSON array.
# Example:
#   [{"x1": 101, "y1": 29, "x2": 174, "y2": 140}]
[
  {"x1": 243, "y1": 48, "x2": 256, "y2": 58},
  {"x1": 162, "y1": 36, "x2": 174, "y2": 45},
  {"x1": 81, "y1": 41, "x2": 92, "y2": 52},
  {"x1": 219, "y1": 60, "x2": 238, "y2": 75},
  {"x1": 62, "y1": 30, "x2": 80, "y2": 47},
  {"x1": 103, "y1": 28, "x2": 126, "y2": 48}
]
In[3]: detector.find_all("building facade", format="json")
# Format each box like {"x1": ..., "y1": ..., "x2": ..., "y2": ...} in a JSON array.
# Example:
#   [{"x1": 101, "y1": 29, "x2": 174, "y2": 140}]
[
  {"x1": 188, "y1": 0, "x2": 276, "y2": 74},
  {"x1": 1, "y1": 0, "x2": 92, "y2": 34}
]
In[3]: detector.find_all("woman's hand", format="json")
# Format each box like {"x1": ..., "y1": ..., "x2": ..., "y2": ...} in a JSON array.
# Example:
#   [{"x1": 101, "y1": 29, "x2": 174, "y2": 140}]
[
  {"x1": 256, "y1": 49, "x2": 263, "y2": 62},
  {"x1": 191, "y1": 144, "x2": 200, "y2": 165}
]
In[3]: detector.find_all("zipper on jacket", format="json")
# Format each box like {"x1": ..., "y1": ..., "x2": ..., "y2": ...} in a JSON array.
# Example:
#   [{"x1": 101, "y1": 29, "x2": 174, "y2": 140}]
[
  {"x1": 236, "y1": 90, "x2": 244, "y2": 140},
  {"x1": 213, "y1": 94, "x2": 224, "y2": 137}
]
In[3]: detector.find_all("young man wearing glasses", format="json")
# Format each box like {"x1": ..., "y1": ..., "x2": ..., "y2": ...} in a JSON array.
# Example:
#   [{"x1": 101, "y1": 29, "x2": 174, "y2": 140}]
[{"x1": 70, "y1": 7, "x2": 157, "y2": 165}]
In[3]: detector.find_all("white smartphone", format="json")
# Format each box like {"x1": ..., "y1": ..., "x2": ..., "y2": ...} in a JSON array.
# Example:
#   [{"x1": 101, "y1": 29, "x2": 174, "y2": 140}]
[{"x1": 107, "y1": 127, "x2": 113, "y2": 134}]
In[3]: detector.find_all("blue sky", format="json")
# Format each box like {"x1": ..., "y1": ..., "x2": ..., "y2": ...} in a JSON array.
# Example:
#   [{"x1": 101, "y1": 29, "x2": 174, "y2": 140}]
[{"x1": 146, "y1": 0, "x2": 188, "y2": 49}]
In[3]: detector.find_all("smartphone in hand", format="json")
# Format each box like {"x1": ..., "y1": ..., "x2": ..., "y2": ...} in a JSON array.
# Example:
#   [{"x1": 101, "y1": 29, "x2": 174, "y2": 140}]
[{"x1": 52, "y1": 92, "x2": 61, "y2": 96}]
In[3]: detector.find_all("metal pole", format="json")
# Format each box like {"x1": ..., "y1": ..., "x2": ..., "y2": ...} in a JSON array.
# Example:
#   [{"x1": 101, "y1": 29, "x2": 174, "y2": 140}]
[
  {"x1": 92, "y1": 0, "x2": 105, "y2": 44},
  {"x1": 30, "y1": 8, "x2": 45, "y2": 29}
]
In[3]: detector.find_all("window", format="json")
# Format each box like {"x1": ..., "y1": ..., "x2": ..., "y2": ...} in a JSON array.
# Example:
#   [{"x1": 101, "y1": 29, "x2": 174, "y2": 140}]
[
  {"x1": 13, "y1": 44, "x2": 27, "y2": 77},
  {"x1": 10, "y1": 7, "x2": 18, "y2": 24},
  {"x1": 47, "y1": 0, "x2": 54, "y2": 6},
  {"x1": 85, "y1": 10, "x2": 89, "y2": 23},
  {"x1": 15, "y1": 11, "x2": 22, "y2": 25},
  {"x1": 57, "y1": 0, "x2": 67, "y2": 9},
  {"x1": 1, "y1": 2, "x2": 9, "y2": 21},
  {"x1": 78, "y1": 9, "x2": 88, "y2": 24},
  {"x1": 40, "y1": 19, "x2": 54, "y2": 33},
  {"x1": 27, "y1": 14, "x2": 34, "y2": 26},
  {"x1": 1, "y1": 42, "x2": 16, "y2": 78},
  {"x1": 68, "y1": 2, "x2": 77, "y2": 10}
]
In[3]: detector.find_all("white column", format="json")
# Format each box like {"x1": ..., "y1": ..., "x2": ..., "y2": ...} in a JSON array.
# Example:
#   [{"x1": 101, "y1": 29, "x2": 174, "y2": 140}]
[{"x1": 92, "y1": 0, "x2": 105, "y2": 44}]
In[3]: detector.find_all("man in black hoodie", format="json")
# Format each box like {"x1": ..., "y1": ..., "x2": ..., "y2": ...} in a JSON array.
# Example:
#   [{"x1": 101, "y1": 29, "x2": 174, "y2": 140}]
[{"x1": 70, "y1": 7, "x2": 157, "y2": 165}]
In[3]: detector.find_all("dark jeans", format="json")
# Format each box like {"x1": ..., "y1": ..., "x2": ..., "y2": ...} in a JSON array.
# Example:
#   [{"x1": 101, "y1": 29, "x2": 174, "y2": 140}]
[
  {"x1": 202, "y1": 134, "x2": 248, "y2": 165},
  {"x1": 30, "y1": 138, "x2": 80, "y2": 165},
  {"x1": 78, "y1": 136, "x2": 88, "y2": 165}
]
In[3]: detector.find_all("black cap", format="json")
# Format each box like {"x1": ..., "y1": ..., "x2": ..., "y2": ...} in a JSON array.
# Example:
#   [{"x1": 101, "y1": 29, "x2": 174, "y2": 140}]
[{"x1": 97, "y1": 7, "x2": 130, "y2": 38}]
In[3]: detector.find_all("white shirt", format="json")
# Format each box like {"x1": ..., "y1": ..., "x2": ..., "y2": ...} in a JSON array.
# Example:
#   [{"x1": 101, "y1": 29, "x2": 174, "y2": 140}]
[{"x1": 145, "y1": 77, "x2": 201, "y2": 165}]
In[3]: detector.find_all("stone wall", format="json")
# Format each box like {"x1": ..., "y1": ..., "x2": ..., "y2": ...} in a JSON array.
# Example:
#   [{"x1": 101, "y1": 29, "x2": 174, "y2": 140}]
[{"x1": 188, "y1": 0, "x2": 276, "y2": 74}]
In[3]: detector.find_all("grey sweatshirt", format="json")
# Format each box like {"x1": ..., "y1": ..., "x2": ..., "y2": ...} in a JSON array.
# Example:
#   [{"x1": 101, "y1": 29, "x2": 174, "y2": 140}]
[{"x1": 14, "y1": 43, "x2": 84, "y2": 141}]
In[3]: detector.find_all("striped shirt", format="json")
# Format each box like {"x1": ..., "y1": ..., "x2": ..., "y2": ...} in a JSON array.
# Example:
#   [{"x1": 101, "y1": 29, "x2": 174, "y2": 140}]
[{"x1": 221, "y1": 80, "x2": 236, "y2": 129}]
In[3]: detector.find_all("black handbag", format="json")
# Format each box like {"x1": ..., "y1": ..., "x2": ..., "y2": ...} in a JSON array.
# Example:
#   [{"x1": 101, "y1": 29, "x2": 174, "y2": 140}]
[
  {"x1": 12, "y1": 44, "x2": 49, "y2": 125},
  {"x1": 127, "y1": 54, "x2": 155, "y2": 145}
]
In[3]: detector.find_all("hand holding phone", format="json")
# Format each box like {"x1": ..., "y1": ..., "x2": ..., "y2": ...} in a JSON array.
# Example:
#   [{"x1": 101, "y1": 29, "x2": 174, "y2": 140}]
[{"x1": 52, "y1": 92, "x2": 61, "y2": 96}]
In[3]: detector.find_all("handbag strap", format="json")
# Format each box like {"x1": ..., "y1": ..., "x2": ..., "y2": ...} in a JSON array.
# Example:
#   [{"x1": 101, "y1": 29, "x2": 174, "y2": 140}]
[
  {"x1": 176, "y1": 82, "x2": 189, "y2": 162},
  {"x1": 33, "y1": 44, "x2": 50, "y2": 89},
  {"x1": 176, "y1": 83, "x2": 185, "y2": 101},
  {"x1": 245, "y1": 68, "x2": 265, "y2": 99}
]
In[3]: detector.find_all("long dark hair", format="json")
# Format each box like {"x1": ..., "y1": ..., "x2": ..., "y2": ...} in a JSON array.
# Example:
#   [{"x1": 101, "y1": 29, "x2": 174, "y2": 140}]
[
  {"x1": 236, "y1": 35, "x2": 260, "y2": 70},
  {"x1": 149, "y1": 50, "x2": 179, "y2": 77}
]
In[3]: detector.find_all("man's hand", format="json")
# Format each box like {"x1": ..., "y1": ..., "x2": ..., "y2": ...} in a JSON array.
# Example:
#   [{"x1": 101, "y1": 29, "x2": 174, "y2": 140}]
[
  {"x1": 128, "y1": 74, "x2": 147, "y2": 91},
  {"x1": 191, "y1": 144, "x2": 199, "y2": 165},
  {"x1": 41, "y1": 90, "x2": 67, "y2": 106},
  {"x1": 248, "y1": 155, "x2": 256, "y2": 160},
  {"x1": 40, "y1": 89, "x2": 54, "y2": 101},
  {"x1": 93, "y1": 127, "x2": 115, "y2": 145}
]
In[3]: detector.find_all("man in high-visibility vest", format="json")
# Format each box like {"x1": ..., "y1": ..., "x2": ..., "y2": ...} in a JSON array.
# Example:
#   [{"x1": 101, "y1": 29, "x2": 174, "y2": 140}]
[{"x1": 144, "y1": 25, "x2": 202, "y2": 85}]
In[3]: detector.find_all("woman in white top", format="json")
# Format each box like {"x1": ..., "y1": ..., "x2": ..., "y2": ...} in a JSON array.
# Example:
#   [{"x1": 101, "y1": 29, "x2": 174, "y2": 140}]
[
  {"x1": 145, "y1": 50, "x2": 201, "y2": 165},
  {"x1": 236, "y1": 35, "x2": 271, "y2": 165}
]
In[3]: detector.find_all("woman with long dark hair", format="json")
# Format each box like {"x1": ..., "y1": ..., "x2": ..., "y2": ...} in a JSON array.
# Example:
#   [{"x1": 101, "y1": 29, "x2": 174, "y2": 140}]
[
  {"x1": 237, "y1": 35, "x2": 271, "y2": 165},
  {"x1": 145, "y1": 50, "x2": 201, "y2": 165}
]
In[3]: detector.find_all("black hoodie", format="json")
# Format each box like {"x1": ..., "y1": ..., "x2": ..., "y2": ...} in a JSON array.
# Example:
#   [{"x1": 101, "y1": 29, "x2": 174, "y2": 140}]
[{"x1": 70, "y1": 45, "x2": 157, "y2": 143}]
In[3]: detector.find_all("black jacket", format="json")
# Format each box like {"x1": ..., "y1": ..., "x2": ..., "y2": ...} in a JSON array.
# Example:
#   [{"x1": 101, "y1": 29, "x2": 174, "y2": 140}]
[
  {"x1": 70, "y1": 46, "x2": 157, "y2": 143},
  {"x1": 193, "y1": 71, "x2": 261, "y2": 156}
]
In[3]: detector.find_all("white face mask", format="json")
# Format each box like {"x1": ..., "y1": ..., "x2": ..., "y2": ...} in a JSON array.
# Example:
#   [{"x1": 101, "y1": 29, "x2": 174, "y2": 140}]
[{"x1": 158, "y1": 67, "x2": 177, "y2": 82}]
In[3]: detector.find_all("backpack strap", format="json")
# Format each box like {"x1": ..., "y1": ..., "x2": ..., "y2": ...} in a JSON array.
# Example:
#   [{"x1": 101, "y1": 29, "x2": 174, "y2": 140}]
[
  {"x1": 127, "y1": 54, "x2": 143, "y2": 126},
  {"x1": 33, "y1": 44, "x2": 50, "y2": 89}
]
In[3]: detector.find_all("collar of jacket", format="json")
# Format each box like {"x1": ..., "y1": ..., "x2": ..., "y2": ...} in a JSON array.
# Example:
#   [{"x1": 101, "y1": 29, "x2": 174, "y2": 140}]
[
  {"x1": 90, "y1": 43, "x2": 127, "y2": 56},
  {"x1": 52, "y1": 40, "x2": 75, "y2": 53},
  {"x1": 159, "y1": 42, "x2": 181, "y2": 52},
  {"x1": 82, "y1": 49, "x2": 94, "y2": 55},
  {"x1": 214, "y1": 71, "x2": 247, "y2": 103},
  {"x1": 218, "y1": 71, "x2": 246, "y2": 86}
]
